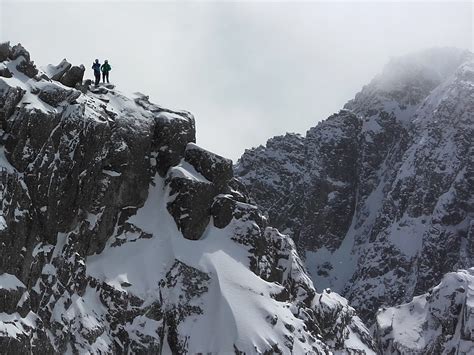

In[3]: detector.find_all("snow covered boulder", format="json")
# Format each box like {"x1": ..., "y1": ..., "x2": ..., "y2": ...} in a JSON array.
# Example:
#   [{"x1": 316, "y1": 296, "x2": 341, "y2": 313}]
[
  {"x1": 37, "y1": 83, "x2": 73, "y2": 107},
  {"x1": 184, "y1": 143, "x2": 233, "y2": 187},
  {"x1": 43, "y1": 58, "x2": 72, "y2": 81},
  {"x1": 60, "y1": 64, "x2": 85, "y2": 88},
  {"x1": 16, "y1": 57, "x2": 38, "y2": 78}
]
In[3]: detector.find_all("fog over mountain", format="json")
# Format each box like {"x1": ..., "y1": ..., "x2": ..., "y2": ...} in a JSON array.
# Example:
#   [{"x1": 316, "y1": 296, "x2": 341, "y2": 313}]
[{"x1": 0, "y1": 1, "x2": 471, "y2": 160}]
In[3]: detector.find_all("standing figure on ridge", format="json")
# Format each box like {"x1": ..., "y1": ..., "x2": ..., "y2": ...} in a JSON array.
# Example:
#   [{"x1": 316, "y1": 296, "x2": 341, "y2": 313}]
[
  {"x1": 101, "y1": 60, "x2": 111, "y2": 84},
  {"x1": 92, "y1": 59, "x2": 101, "y2": 86}
]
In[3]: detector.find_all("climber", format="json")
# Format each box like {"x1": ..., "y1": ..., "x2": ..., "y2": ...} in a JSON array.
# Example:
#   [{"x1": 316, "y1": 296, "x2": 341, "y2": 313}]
[
  {"x1": 101, "y1": 60, "x2": 111, "y2": 84},
  {"x1": 92, "y1": 59, "x2": 101, "y2": 86}
]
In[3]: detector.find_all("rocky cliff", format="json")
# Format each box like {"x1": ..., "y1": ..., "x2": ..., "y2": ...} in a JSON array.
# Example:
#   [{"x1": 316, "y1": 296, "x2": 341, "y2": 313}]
[
  {"x1": 0, "y1": 42, "x2": 376, "y2": 354},
  {"x1": 236, "y1": 48, "x2": 474, "y2": 324}
]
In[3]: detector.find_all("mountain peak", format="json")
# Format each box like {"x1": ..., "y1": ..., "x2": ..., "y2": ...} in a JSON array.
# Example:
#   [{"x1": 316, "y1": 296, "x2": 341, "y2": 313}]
[{"x1": 344, "y1": 47, "x2": 473, "y2": 120}]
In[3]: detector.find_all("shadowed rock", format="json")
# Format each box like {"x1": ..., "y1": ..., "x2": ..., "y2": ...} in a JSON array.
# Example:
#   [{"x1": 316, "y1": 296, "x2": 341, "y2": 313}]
[
  {"x1": 60, "y1": 65, "x2": 85, "y2": 88},
  {"x1": 184, "y1": 143, "x2": 233, "y2": 187},
  {"x1": 0, "y1": 42, "x2": 10, "y2": 62}
]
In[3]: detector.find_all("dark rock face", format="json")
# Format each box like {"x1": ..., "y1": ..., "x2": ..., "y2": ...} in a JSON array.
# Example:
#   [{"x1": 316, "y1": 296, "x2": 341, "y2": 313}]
[
  {"x1": 0, "y1": 85, "x2": 24, "y2": 128},
  {"x1": 0, "y1": 44, "x2": 375, "y2": 353},
  {"x1": 0, "y1": 42, "x2": 10, "y2": 62},
  {"x1": 300, "y1": 111, "x2": 361, "y2": 253},
  {"x1": 184, "y1": 143, "x2": 233, "y2": 186},
  {"x1": 236, "y1": 132, "x2": 306, "y2": 241},
  {"x1": 236, "y1": 48, "x2": 474, "y2": 322}
]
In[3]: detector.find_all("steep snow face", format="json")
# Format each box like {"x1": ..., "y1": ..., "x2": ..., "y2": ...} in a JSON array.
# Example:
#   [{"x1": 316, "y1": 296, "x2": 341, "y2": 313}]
[
  {"x1": 376, "y1": 268, "x2": 474, "y2": 354},
  {"x1": 0, "y1": 42, "x2": 375, "y2": 354},
  {"x1": 236, "y1": 48, "x2": 474, "y2": 322}
]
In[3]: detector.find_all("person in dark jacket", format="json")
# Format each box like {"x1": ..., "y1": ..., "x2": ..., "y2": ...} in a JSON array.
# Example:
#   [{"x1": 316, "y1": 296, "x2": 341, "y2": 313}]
[
  {"x1": 101, "y1": 60, "x2": 111, "y2": 83},
  {"x1": 92, "y1": 59, "x2": 101, "y2": 86}
]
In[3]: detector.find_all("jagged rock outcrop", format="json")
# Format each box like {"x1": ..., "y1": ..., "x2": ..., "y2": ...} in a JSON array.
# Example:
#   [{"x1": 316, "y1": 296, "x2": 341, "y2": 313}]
[
  {"x1": 236, "y1": 48, "x2": 474, "y2": 322},
  {"x1": 0, "y1": 42, "x2": 375, "y2": 353},
  {"x1": 376, "y1": 268, "x2": 474, "y2": 354}
]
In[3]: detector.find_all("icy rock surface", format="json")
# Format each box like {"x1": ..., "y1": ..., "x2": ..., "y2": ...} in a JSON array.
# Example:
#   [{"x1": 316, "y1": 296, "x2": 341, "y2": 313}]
[
  {"x1": 236, "y1": 48, "x2": 474, "y2": 322},
  {"x1": 376, "y1": 268, "x2": 474, "y2": 354},
  {"x1": 0, "y1": 42, "x2": 375, "y2": 354}
]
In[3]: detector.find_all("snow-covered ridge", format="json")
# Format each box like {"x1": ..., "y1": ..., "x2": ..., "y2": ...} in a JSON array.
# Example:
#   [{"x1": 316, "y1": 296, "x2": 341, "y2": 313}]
[{"x1": 0, "y1": 42, "x2": 375, "y2": 353}]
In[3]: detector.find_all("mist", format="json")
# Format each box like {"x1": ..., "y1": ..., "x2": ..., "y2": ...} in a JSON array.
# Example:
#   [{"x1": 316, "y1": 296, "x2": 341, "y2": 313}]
[{"x1": 0, "y1": 0, "x2": 472, "y2": 161}]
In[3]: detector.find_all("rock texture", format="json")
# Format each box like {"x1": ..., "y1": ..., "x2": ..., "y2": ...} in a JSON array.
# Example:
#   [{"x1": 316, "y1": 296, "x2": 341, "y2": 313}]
[
  {"x1": 236, "y1": 48, "x2": 474, "y2": 323},
  {"x1": 0, "y1": 42, "x2": 375, "y2": 354}
]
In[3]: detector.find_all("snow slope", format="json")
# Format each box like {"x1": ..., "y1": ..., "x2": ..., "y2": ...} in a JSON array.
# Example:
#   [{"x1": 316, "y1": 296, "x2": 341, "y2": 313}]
[{"x1": 377, "y1": 268, "x2": 474, "y2": 354}]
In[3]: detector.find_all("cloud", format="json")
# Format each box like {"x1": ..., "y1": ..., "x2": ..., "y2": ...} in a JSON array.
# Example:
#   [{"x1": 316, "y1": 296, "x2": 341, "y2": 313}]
[{"x1": 1, "y1": 1, "x2": 472, "y2": 161}]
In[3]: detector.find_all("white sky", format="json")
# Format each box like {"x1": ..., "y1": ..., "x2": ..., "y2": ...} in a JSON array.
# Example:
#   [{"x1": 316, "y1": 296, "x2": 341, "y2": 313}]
[{"x1": 0, "y1": 1, "x2": 472, "y2": 161}]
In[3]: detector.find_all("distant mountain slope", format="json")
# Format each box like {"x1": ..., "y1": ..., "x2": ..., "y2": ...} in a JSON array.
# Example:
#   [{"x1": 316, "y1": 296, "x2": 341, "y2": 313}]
[
  {"x1": 236, "y1": 48, "x2": 474, "y2": 322},
  {"x1": 0, "y1": 42, "x2": 375, "y2": 354},
  {"x1": 376, "y1": 268, "x2": 474, "y2": 354}
]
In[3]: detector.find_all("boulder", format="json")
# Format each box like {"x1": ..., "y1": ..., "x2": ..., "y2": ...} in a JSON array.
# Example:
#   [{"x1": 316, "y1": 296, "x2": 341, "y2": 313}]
[
  {"x1": 166, "y1": 177, "x2": 216, "y2": 240},
  {"x1": 60, "y1": 65, "x2": 85, "y2": 88},
  {"x1": 211, "y1": 195, "x2": 236, "y2": 228},
  {"x1": 184, "y1": 143, "x2": 233, "y2": 187},
  {"x1": 38, "y1": 84, "x2": 73, "y2": 107},
  {"x1": 44, "y1": 59, "x2": 72, "y2": 81},
  {"x1": 0, "y1": 42, "x2": 10, "y2": 62},
  {"x1": 0, "y1": 67, "x2": 12, "y2": 78}
]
